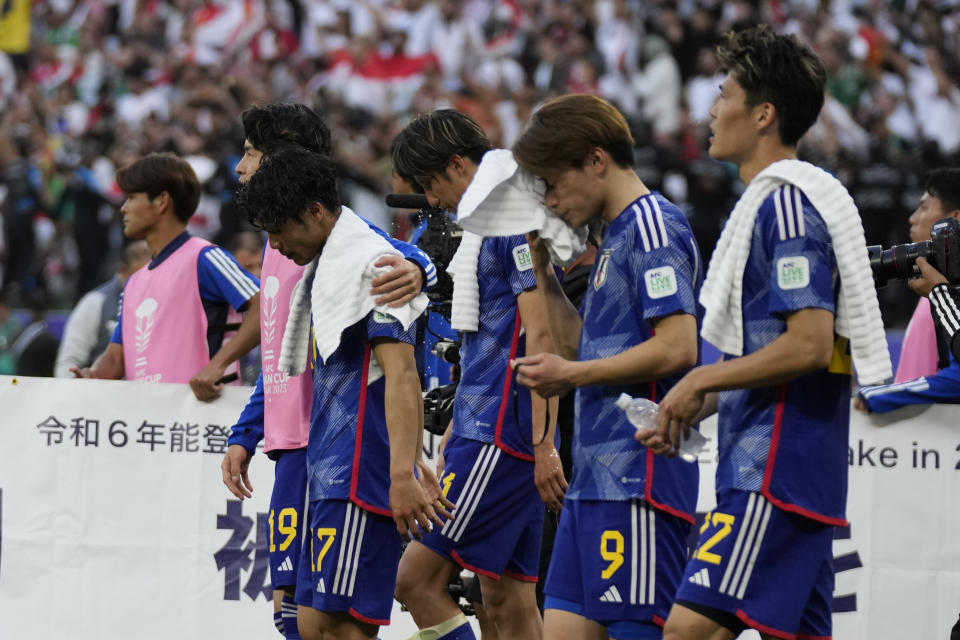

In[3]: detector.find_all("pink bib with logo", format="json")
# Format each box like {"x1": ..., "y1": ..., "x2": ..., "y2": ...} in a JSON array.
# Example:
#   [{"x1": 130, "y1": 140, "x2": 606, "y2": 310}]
[
  {"x1": 122, "y1": 237, "x2": 211, "y2": 383},
  {"x1": 260, "y1": 245, "x2": 311, "y2": 452}
]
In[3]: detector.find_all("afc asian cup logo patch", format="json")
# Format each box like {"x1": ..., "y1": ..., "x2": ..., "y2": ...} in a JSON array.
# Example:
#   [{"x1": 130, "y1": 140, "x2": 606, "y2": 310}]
[
  {"x1": 777, "y1": 256, "x2": 810, "y2": 290},
  {"x1": 594, "y1": 251, "x2": 613, "y2": 290},
  {"x1": 644, "y1": 266, "x2": 678, "y2": 299}
]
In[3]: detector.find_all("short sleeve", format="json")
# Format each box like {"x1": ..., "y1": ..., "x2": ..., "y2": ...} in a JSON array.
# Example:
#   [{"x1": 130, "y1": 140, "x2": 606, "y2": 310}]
[
  {"x1": 197, "y1": 246, "x2": 261, "y2": 311},
  {"x1": 759, "y1": 186, "x2": 836, "y2": 316},
  {"x1": 366, "y1": 310, "x2": 418, "y2": 345},
  {"x1": 632, "y1": 199, "x2": 699, "y2": 322},
  {"x1": 498, "y1": 235, "x2": 537, "y2": 296}
]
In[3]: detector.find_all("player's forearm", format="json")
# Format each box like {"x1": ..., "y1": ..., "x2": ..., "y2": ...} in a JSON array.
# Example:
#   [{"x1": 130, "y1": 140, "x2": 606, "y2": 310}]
[
  {"x1": 573, "y1": 314, "x2": 698, "y2": 387},
  {"x1": 210, "y1": 294, "x2": 261, "y2": 370},
  {"x1": 385, "y1": 371, "x2": 423, "y2": 479},
  {"x1": 686, "y1": 320, "x2": 833, "y2": 395},
  {"x1": 533, "y1": 263, "x2": 581, "y2": 359},
  {"x1": 88, "y1": 342, "x2": 125, "y2": 379},
  {"x1": 531, "y1": 394, "x2": 560, "y2": 449}
]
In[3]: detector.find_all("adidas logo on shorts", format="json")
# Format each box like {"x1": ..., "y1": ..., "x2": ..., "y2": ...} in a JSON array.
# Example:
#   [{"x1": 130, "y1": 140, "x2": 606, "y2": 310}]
[
  {"x1": 277, "y1": 556, "x2": 294, "y2": 572},
  {"x1": 688, "y1": 568, "x2": 711, "y2": 588},
  {"x1": 599, "y1": 585, "x2": 623, "y2": 603}
]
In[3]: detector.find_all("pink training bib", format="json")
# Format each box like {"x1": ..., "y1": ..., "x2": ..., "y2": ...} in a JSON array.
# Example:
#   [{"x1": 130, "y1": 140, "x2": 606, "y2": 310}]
[
  {"x1": 260, "y1": 245, "x2": 311, "y2": 452},
  {"x1": 895, "y1": 297, "x2": 939, "y2": 382},
  {"x1": 122, "y1": 237, "x2": 211, "y2": 383}
]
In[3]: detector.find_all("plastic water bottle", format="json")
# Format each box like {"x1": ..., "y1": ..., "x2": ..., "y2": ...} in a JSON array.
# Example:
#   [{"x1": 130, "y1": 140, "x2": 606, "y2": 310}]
[{"x1": 615, "y1": 393, "x2": 707, "y2": 463}]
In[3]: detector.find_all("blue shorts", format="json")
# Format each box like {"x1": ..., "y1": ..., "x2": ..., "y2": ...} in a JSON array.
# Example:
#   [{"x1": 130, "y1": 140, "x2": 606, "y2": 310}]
[
  {"x1": 422, "y1": 435, "x2": 543, "y2": 581},
  {"x1": 674, "y1": 489, "x2": 834, "y2": 639},
  {"x1": 269, "y1": 448, "x2": 308, "y2": 590},
  {"x1": 544, "y1": 499, "x2": 691, "y2": 630},
  {"x1": 295, "y1": 499, "x2": 402, "y2": 626}
]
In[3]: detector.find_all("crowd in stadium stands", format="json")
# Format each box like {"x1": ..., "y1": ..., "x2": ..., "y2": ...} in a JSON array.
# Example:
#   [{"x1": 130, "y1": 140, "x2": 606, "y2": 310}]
[{"x1": 1, "y1": 0, "x2": 959, "y2": 375}]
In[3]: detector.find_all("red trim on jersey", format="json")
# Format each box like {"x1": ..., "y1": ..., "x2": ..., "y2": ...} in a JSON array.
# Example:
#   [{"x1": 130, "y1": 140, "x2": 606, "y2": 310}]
[
  {"x1": 451, "y1": 550, "x2": 501, "y2": 580},
  {"x1": 493, "y1": 308, "x2": 534, "y2": 461},
  {"x1": 503, "y1": 569, "x2": 538, "y2": 583},
  {"x1": 349, "y1": 343, "x2": 391, "y2": 518},
  {"x1": 761, "y1": 384, "x2": 848, "y2": 527},
  {"x1": 652, "y1": 614, "x2": 666, "y2": 627},
  {"x1": 796, "y1": 635, "x2": 832, "y2": 640},
  {"x1": 642, "y1": 372, "x2": 695, "y2": 523},
  {"x1": 348, "y1": 607, "x2": 390, "y2": 626},
  {"x1": 736, "y1": 609, "x2": 794, "y2": 639}
]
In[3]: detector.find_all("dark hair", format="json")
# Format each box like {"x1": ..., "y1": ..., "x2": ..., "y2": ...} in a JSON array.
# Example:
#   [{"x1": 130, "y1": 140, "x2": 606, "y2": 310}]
[
  {"x1": 115, "y1": 153, "x2": 201, "y2": 222},
  {"x1": 926, "y1": 168, "x2": 960, "y2": 213},
  {"x1": 391, "y1": 109, "x2": 491, "y2": 188},
  {"x1": 241, "y1": 103, "x2": 332, "y2": 156},
  {"x1": 235, "y1": 147, "x2": 340, "y2": 232},
  {"x1": 716, "y1": 26, "x2": 826, "y2": 147},
  {"x1": 513, "y1": 94, "x2": 634, "y2": 181}
]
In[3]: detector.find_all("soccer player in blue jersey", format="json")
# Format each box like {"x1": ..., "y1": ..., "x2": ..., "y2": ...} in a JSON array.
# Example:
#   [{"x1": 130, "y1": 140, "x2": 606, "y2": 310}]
[
  {"x1": 236, "y1": 147, "x2": 446, "y2": 640},
  {"x1": 639, "y1": 27, "x2": 854, "y2": 640},
  {"x1": 391, "y1": 110, "x2": 563, "y2": 640},
  {"x1": 510, "y1": 94, "x2": 704, "y2": 640},
  {"x1": 221, "y1": 103, "x2": 437, "y2": 640}
]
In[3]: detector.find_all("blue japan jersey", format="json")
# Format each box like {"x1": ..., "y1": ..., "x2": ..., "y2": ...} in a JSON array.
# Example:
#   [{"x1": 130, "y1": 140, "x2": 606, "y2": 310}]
[
  {"x1": 305, "y1": 311, "x2": 418, "y2": 515},
  {"x1": 569, "y1": 193, "x2": 701, "y2": 521},
  {"x1": 716, "y1": 185, "x2": 852, "y2": 525},
  {"x1": 453, "y1": 234, "x2": 537, "y2": 459}
]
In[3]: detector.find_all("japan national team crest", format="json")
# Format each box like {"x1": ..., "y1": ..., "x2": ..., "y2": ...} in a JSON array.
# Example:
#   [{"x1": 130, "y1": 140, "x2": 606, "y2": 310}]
[{"x1": 594, "y1": 250, "x2": 612, "y2": 290}]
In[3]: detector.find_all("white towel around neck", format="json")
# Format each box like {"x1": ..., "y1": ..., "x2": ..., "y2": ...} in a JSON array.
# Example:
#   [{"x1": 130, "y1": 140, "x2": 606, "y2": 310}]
[
  {"x1": 700, "y1": 159, "x2": 891, "y2": 385},
  {"x1": 278, "y1": 206, "x2": 428, "y2": 374},
  {"x1": 447, "y1": 149, "x2": 587, "y2": 332}
]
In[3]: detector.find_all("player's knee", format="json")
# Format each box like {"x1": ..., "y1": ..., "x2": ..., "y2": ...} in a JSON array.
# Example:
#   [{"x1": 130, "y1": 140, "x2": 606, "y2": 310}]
[
  {"x1": 480, "y1": 585, "x2": 532, "y2": 625},
  {"x1": 394, "y1": 562, "x2": 423, "y2": 608}
]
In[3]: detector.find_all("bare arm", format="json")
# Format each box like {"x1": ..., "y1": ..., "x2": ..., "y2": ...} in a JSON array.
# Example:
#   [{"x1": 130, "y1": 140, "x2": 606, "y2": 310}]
[
  {"x1": 646, "y1": 308, "x2": 834, "y2": 453},
  {"x1": 190, "y1": 293, "x2": 262, "y2": 401},
  {"x1": 374, "y1": 338, "x2": 448, "y2": 538},
  {"x1": 514, "y1": 312, "x2": 698, "y2": 398},
  {"x1": 528, "y1": 231, "x2": 582, "y2": 360},
  {"x1": 71, "y1": 342, "x2": 124, "y2": 379},
  {"x1": 516, "y1": 288, "x2": 565, "y2": 511}
]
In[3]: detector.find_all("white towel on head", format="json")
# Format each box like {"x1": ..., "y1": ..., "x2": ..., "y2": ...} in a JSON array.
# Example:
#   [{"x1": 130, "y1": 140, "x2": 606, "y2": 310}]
[
  {"x1": 278, "y1": 206, "x2": 428, "y2": 374},
  {"x1": 456, "y1": 148, "x2": 587, "y2": 267},
  {"x1": 700, "y1": 159, "x2": 891, "y2": 385}
]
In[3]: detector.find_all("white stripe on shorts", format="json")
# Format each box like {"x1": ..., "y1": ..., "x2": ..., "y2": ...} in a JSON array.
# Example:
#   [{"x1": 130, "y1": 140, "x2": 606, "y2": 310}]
[{"x1": 441, "y1": 443, "x2": 500, "y2": 542}]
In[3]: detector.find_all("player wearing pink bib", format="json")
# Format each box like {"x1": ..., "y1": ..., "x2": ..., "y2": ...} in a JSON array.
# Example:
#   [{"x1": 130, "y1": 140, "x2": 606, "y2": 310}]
[
  {"x1": 220, "y1": 103, "x2": 435, "y2": 640},
  {"x1": 73, "y1": 153, "x2": 260, "y2": 393}
]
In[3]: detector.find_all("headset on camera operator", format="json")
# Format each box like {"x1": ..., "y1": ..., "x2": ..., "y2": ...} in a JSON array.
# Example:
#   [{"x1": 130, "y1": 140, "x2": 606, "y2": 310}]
[{"x1": 857, "y1": 168, "x2": 960, "y2": 414}]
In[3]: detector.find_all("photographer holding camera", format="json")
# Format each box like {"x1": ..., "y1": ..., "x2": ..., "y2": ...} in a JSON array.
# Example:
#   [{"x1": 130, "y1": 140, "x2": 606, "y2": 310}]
[{"x1": 857, "y1": 168, "x2": 960, "y2": 414}]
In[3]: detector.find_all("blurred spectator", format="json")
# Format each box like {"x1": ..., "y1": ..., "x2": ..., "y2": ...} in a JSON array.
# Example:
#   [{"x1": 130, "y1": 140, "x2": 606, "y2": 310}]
[
  {"x1": 0, "y1": 0, "x2": 956, "y2": 342},
  {"x1": 11, "y1": 291, "x2": 59, "y2": 377},
  {"x1": 54, "y1": 240, "x2": 151, "y2": 378},
  {"x1": 0, "y1": 290, "x2": 22, "y2": 374},
  {"x1": 229, "y1": 230, "x2": 263, "y2": 279}
]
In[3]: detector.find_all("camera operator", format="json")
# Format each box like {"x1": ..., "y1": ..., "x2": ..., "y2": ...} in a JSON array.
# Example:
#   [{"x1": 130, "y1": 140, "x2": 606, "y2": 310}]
[
  {"x1": 856, "y1": 168, "x2": 960, "y2": 414},
  {"x1": 391, "y1": 110, "x2": 560, "y2": 640}
]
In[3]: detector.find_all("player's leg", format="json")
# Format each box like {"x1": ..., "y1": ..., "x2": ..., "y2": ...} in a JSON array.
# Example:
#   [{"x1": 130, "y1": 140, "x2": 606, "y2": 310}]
[
  {"x1": 271, "y1": 449, "x2": 309, "y2": 639},
  {"x1": 395, "y1": 541, "x2": 467, "y2": 631},
  {"x1": 297, "y1": 607, "x2": 377, "y2": 640},
  {"x1": 661, "y1": 603, "x2": 738, "y2": 640},
  {"x1": 544, "y1": 608, "x2": 608, "y2": 640},
  {"x1": 477, "y1": 573, "x2": 542, "y2": 638}
]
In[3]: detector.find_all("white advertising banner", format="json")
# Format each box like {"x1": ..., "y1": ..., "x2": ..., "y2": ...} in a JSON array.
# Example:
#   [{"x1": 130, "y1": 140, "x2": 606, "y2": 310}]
[{"x1": 1, "y1": 375, "x2": 958, "y2": 639}]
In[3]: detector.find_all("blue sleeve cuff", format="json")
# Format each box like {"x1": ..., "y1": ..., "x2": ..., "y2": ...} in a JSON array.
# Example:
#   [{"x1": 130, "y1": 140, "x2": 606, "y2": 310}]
[{"x1": 228, "y1": 373, "x2": 266, "y2": 453}]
